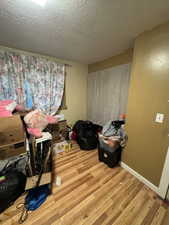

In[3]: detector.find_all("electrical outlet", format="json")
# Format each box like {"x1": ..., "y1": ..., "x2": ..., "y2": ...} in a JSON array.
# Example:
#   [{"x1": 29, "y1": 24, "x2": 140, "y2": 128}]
[{"x1": 155, "y1": 113, "x2": 164, "y2": 123}]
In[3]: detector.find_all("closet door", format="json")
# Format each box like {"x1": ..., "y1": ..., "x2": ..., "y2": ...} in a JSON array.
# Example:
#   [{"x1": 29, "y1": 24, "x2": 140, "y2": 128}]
[{"x1": 87, "y1": 63, "x2": 131, "y2": 125}]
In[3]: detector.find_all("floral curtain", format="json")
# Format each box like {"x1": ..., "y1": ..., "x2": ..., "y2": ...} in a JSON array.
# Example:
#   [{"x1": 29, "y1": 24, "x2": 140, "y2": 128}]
[{"x1": 0, "y1": 50, "x2": 65, "y2": 114}]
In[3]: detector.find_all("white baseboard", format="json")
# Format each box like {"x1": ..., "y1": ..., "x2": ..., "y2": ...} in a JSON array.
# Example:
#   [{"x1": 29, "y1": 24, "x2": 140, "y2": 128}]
[{"x1": 121, "y1": 162, "x2": 159, "y2": 195}]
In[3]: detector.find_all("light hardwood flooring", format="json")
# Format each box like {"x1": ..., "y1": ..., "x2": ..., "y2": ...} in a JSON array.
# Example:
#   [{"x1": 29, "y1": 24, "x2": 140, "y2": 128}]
[{"x1": 0, "y1": 143, "x2": 169, "y2": 225}]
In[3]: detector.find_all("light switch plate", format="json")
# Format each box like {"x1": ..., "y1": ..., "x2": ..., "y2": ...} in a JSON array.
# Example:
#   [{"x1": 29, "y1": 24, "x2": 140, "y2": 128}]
[{"x1": 155, "y1": 113, "x2": 164, "y2": 123}]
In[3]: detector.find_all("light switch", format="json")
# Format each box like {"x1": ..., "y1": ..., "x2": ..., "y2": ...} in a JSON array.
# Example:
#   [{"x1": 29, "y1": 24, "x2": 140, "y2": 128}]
[{"x1": 155, "y1": 113, "x2": 164, "y2": 123}]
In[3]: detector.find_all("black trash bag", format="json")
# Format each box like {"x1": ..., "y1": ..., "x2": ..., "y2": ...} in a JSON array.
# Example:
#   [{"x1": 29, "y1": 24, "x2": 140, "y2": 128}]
[
  {"x1": 0, "y1": 169, "x2": 26, "y2": 213},
  {"x1": 73, "y1": 120, "x2": 102, "y2": 150}
]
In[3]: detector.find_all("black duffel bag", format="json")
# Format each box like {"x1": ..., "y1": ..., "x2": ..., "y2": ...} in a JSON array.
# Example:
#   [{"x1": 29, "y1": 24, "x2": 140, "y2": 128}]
[{"x1": 73, "y1": 120, "x2": 101, "y2": 150}]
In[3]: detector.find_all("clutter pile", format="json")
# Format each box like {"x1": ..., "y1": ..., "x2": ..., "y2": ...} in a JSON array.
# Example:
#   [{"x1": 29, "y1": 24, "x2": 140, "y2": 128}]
[
  {"x1": 0, "y1": 107, "x2": 60, "y2": 222},
  {"x1": 46, "y1": 119, "x2": 68, "y2": 143},
  {"x1": 98, "y1": 115, "x2": 128, "y2": 168},
  {"x1": 0, "y1": 115, "x2": 27, "y2": 213},
  {"x1": 0, "y1": 99, "x2": 71, "y2": 218}
]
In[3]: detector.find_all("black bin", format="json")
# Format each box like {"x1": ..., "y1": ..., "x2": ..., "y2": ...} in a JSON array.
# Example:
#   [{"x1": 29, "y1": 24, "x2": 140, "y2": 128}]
[{"x1": 98, "y1": 138, "x2": 122, "y2": 168}]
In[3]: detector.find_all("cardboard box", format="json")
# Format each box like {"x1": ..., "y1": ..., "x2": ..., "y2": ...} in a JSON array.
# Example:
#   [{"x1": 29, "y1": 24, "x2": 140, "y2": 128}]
[
  {"x1": 25, "y1": 172, "x2": 52, "y2": 190},
  {"x1": 0, "y1": 115, "x2": 26, "y2": 159},
  {"x1": 0, "y1": 142, "x2": 25, "y2": 160},
  {"x1": 0, "y1": 115, "x2": 25, "y2": 147}
]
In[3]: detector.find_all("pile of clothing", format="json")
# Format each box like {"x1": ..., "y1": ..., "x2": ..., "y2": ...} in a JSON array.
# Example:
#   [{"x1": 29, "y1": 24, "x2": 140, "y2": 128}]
[{"x1": 100, "y1": 119, "x2": 127, "y2": 150}]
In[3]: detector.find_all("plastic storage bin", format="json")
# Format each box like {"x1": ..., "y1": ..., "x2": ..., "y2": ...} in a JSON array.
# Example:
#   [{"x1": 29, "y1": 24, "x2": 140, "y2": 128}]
[{"x1": 98, "y1": 138, "x2": 122, "y2": 168}]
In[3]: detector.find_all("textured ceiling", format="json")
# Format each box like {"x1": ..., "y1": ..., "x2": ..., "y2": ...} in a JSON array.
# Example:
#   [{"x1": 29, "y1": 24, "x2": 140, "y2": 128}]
[{"x1": 0, "y1": 0, "x2": 169, "y2": 64}]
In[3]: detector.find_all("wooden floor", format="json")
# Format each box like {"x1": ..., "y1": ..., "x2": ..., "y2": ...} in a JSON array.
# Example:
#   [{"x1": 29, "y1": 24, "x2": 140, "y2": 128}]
[{"x1": 0, "y1": 143, "x2": 169, "y2": 225}]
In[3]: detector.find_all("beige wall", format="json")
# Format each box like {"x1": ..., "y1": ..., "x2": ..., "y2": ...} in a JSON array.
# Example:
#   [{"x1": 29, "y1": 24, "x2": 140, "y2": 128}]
[
  {"x1": 123, "y1": 22, "x2": 169, "y2": 186},
  {"x1": 88, "y1": 49, "x2": 133, "y2": 73},
  {"x1": 0, "y1": 45, "x2": 88, "y2": 125},
  {"x1": 61, "y1": 62, "x2": 87, "y2": 125}
]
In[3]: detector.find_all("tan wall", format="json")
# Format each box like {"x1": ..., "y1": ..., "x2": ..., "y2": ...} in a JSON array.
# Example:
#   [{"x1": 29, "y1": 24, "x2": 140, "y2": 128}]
[
  {"x1": 61, "y1": 63, "x2": 87, "y2": 125},
  {"x1": 88, "y1": 49, "x2": 133, "y2": 73},
  {"x1": 123, "y1": 22, "x2": 169, "y2": 186},
  {"x1": 0, "y1": 45, "x2": 88, "y2": 125}
]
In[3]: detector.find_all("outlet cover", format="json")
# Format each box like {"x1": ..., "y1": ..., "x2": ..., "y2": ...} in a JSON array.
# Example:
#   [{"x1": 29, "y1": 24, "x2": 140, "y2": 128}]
[{"x1": 155, "y1": 113, "x2": 164, "y2": 123}]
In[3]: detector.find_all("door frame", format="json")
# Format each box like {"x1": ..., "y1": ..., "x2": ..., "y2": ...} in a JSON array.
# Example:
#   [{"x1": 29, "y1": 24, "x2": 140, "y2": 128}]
[{"x1": 158, "y1": 146, "x2": 169, "y2": 199}]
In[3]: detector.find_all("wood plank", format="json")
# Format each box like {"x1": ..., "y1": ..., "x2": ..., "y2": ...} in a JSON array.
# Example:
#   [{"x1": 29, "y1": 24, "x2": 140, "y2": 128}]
[
  {"x1": 56, "y1": 171, "x2": 132, "y2": 225},
  {"x1": 109, "y1": 189, "x2": 148, "y2": 225},
  {"x1": 100, "y1": 181, "x2": 144, "y2": 225},
  {"x1": 150, "y1": 206, "x2": 167, "y2": 225},
  {"x1": 73, "y1": 176, "x2": 139, "y2": 225}
]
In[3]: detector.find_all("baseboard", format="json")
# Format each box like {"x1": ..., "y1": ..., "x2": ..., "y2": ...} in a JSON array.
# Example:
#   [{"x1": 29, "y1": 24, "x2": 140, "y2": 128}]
[{"x1": 120, "y1": 162, "x2": 159, "y2": 195}]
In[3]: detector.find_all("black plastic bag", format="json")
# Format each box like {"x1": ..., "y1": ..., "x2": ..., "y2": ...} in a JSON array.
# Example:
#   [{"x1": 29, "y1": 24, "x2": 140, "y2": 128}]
[
  {"x1": 0, "y1": 169, "x2": 26, "y2": 213},
  {"x1": 73, "y1": 120, "x2": 101, "y2": 150}
]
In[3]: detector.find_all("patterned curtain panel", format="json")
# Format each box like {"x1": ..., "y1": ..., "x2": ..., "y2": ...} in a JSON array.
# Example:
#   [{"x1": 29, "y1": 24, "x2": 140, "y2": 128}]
[{"x1": 0, "y1": 50, "x2": 65, "y2": 114}]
